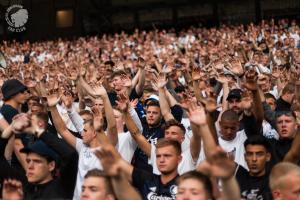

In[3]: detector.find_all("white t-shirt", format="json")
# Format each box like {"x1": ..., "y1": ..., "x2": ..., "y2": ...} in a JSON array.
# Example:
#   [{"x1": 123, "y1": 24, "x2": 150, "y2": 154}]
[
  {"x1": 117, "y1": 131, "x2": 137, "y2": 163},
  {"x1": 218, "y1": 130, "x2": 248, "y2": 170},
  {"x1": 149, "y1": 143, "x2": 196, "y2": 175},
  {"x1": 116, "y1": 107, "x2": 142, "y2": 162},
  {"x1": 73, "y1": 138, "x2": 103, "y2": 200},
  {"x1": 180, "y1": 118, "x2": 193, "y2": 152},
  {"x1": 197, "y1": 130, "x2": 248, "y2": 170},
  {"x1": 57, "y1": 104, "x2": 79, "y2": 133}
]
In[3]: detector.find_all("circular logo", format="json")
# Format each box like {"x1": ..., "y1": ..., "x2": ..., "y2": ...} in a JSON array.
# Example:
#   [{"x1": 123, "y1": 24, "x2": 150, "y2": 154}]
[{"x1": 5, "y1": 4, "x2": 28, "y2": 32}]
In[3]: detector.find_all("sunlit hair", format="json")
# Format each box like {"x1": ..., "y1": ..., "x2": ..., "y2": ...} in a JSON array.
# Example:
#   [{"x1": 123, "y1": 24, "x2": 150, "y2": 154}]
[
  {"x1": 156, "y1": 138, "x2": 182, "y2": 155},
  {"x1": 84, "y1": 169, "x2": 114, "y2": 196},
  {"x1": 177, "y1": 171, "x2": 214, "y2": 200},
  {"x1": 269, "y1": 162, "x2": 300, "y2": 190}
]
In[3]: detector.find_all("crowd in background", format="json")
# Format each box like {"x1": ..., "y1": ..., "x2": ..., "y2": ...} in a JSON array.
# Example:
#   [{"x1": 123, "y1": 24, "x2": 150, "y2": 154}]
[{"x1": 0, "y1": 18, "x2": 300, "y2": 200}]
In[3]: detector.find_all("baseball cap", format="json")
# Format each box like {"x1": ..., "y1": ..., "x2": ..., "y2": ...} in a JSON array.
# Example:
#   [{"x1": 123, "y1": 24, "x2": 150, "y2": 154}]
[
  {"x1": 1, "y1": 79, "x2": 28, "y2": 101},
  {"x1": 227, "y1": 89, "x2": 242, "y2": 101},
  {"x1": 145, "y1": 94, "x2": 159, "y2": 105},
  {"x1": 20, "y1": 140, "x2": 59, "y2": 162}
]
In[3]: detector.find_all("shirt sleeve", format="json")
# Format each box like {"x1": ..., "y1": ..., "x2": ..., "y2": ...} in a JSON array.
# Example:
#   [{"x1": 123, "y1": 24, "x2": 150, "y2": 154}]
[
  {"x1": 128, "y1": 107, "x2": 143, "y2": 133},
  {"x1": 148, "y1": 143, "x2": 160, "y2": 175},
  {"x1": 75, "y1": 138, "x2": 83, "y2": 153},
  {"x1": 67, "y1": 105, "x2": 84, "y2": 133}
]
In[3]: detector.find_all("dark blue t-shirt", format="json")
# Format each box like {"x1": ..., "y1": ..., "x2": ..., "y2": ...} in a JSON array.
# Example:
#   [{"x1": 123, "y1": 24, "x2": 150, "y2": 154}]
[{"x1": 132, "y1": 167, "x2": 178, "y2": 200}]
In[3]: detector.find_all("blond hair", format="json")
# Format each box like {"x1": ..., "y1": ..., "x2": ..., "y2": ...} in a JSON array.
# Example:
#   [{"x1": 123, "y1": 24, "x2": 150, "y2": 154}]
[{"x1": 269, "y1": 162, "x2": 300, "y2": 190}]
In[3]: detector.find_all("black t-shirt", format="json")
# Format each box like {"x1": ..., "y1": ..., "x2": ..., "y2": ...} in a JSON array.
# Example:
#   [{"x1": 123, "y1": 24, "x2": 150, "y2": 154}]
[
  {"x1": 132, "y1": 167, "x2": 178, "y2": 200},
  {"x1": 267, "y1": 138, "x2": 293, "y2": 169},
  {"x1": 236, "y1": 165, "x2": 272, "y2": 200},
  {"x1": 0, "y1": 104, "x2": 34, "y2": 170},
  {"x1": 131, "y1": 105, "x2": 183, "y2": 173},
  {"x1": 131, "y1": 121, "x2": 164, "y2": 172}
]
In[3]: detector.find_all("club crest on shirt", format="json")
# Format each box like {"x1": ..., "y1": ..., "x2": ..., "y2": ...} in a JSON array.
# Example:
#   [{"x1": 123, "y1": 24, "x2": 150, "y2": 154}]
[{"x1": 170, "y1": 185, "x2": 177, "y2": 195}]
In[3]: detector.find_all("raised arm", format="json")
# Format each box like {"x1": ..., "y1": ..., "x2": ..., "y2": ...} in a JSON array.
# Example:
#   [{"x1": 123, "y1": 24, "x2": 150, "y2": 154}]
[
  {"x1": 61, "y1": 93, "x2": 84, "y2": 133},
  {"x1": 197, "y1": 147, "x2": 240, "y2": 200},
  {"x1": 244, "y1": 69, "x2": 264, "y2": 125},
  {"x1": 187, "y1": 102, "x2": 217, "y2": 158},
  {"x1": 134, "y1": 57, "x2": 146, "y2": 96},
  {"x1": 284, "y1": 127, "x2": 300, "y2": 163},
  {"x1": 116, "y1": 94, "x2": 151, "y2": 157},
  {"x1": 92, "y1": 85, "x2": 118, "y2": 146},
  {"x1": 186, "y1": 102, "x2": 202, "y2": 161},
  {"x1": 157, "y1": 73, "x2": 175, "y2": 121},
  {"x1": 47, "y1": 94, "x2": 76, "y2": 148}
]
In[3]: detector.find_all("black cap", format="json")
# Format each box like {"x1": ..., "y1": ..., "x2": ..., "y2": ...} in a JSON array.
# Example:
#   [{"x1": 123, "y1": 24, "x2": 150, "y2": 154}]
[
  {"x1": 20, "y1": 140, "x2": 59, "y2": 162},
  {"x1": 227, "y1": 89, "x2": 242, "y2": 101},
  {"x1": 1, "y1": 79, "x2": 27, "y2": 101}
]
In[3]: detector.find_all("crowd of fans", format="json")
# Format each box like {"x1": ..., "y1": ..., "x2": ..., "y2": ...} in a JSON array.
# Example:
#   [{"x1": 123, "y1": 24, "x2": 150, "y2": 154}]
[{"x1": 0, "y1": 17, "x2": 300, "y2": 200}]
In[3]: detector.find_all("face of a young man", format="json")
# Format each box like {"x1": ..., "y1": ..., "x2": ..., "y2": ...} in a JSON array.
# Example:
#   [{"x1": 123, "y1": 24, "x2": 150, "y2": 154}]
[
  {"x1": 26, "y1": 152, "x2": 54, "y2": 184},
  {"x1": 245, "y1": 144, "x2": 270, "y2": 177},
  {"x1": 276, "y1": 115, "x2": 297, "y2": 139},
  {"x1": 82, "y1": 123, "x2": 96, "y2": 145},
  {"x1": 176, "y1": 178, "x2": 208, "y2": 200},
  {"x1": 146, "y1": 105, "x2": 162, "y2": 127},
  {"x1": 81, "y1": 177, "x2": 114, "y2": 200},
  {"x1": 273, "y1": 174, "x2": 300, "y2": 200},
  {"x1": 156, "y1": 145, "x2": 181, "y2": 175},
  {"x1": 164, "y1": 126, "x2": 185, "y2": 143},
  {"x1": 14, "y1": 90, "x2": 30, "y2": 104},
  {"x1": 219, "y1": 119, "x2": 239, "y2": 141},
  {"x1": 228, "y1": 98, "x2": 242, "y2": 114},
  {"x1": 111, "y1": 76, "x2": 123, "y2": 91}
]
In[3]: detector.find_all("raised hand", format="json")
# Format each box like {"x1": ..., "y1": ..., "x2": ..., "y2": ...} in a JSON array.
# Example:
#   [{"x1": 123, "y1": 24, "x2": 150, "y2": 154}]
[
  {"x1": 186, "y1": 101, "x2": 207, "y2": 126},
  {"x1": 243, "y1": 69, "x2": 258, "y2": 91},
  {"x1": 47, "y1": 91, "x2": 62, "y2": 107},
  {"x1": 203, "y1": 94, "x2": 218, "y2": 113},
  {"x1": 116, "y1": 92, "x2": 130, "y2": 113},
  {"x1": 92, "y1": 84, "x2": 107, "y2": 98},
  {"x1": 130, "y1": 98, "x2": 138, "y2": 109},
  {"x1": 229, "y1": 59, "x2": 244, "y2": 76},
  {"x1": 156, "y1": 73, "x2": 168, "y2": 89},
  {"x1": 92, "y1": 106, "x2": 104, "y2": 132},
  {"x1": 93, "y1": 144, "x2": 122, "y2": 177},
  {"x1": 121, "y1": 74, "x2": 132, "y2": 88},
  {"x1": 197, "y1": 147, "x2": 236, "y2": 180},
  {"x1": 191, "y1": 67, "x2": 201, "y2": 81},
  {"x1": 2, "y1": 179, "x2": 23, "y2": 200},
  {"x1": 61, "y1": 91, "x2": 74, "y2": 109},
  {"x1": 138, "y1": 57, "x2": 146, "y2": 69}
]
